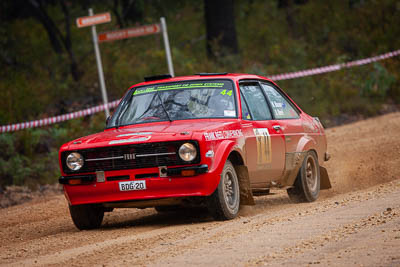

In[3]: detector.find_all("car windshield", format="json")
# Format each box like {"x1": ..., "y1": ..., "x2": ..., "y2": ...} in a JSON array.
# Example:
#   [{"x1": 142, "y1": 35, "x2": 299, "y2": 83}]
[{"x1": 107, "y1": 79, "x2": 236, "y2": 127}]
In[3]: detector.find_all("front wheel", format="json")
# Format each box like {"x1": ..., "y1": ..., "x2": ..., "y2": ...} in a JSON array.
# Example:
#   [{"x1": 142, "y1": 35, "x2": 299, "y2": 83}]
[
  {"x1": 207, "y1": 160, "x2": 240, "y2": 220},
  {"x1": 69, "y1": 204, "x2": 104, "y2": 230},
  {"x1": 287, "y1": 151, "x2": 320, "y2": 203}
]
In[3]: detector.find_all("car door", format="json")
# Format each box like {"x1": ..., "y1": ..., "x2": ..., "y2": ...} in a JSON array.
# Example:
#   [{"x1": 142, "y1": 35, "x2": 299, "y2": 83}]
[
  {"x1": 239, "y1": 82, "x2": 286, "y2": 186},
  {"x1": 259, "y1": 82, "x2": 304, "y2": 154}
]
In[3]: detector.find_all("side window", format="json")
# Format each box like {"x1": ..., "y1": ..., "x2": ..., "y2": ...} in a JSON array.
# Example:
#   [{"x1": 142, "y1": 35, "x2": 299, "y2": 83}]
[
  {"x1": 260, "y1": 83, "x2": 299, "y2": 119},
  {"x1": 240, "y1": 92, "x2": 251, "y2": 120},
  {"x1": 240, "y1": 84, "x2": 272, "y2": 120}
]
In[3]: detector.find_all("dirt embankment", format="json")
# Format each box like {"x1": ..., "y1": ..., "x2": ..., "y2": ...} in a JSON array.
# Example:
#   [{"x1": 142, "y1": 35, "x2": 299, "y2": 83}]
[
  {"x1": 324, "y1": 111, "x2": 400, "y2": 193},
  {"x1": 0, "y1": 184, "x2": 62, "y2": 209},
  {"x1": 0, "y1": 112, "x2": 400, "y2": 266}
]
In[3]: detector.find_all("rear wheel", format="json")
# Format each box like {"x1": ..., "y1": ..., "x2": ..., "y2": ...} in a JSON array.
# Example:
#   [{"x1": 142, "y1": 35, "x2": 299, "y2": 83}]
[
  {"x1": 287, "y1": 151, "x2": 320, "y2": 202},
  {"x1": 69, "y1": 204, "x2": 104, "y2": 230},
  {"x1": 207, "y1": 160, "x2": 240, "y2": 220}
]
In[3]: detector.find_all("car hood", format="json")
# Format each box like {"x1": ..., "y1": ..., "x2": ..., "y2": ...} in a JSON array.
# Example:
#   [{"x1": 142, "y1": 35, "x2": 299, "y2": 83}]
[{"x1": 63, "y1": 119, "x2": 239, "y2": 151}]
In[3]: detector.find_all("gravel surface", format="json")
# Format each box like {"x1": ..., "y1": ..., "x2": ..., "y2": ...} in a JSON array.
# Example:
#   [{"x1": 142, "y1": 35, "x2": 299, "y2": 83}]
[{"x1": 0, "y1": 112, "x2": 400, "y2": 267}]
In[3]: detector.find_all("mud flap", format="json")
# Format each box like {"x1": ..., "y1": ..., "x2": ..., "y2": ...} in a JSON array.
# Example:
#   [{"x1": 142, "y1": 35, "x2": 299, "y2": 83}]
[
  {"x1": 234, "y1": 165, "x2": 255, "y2": 205},
  {"x1": 320, "y1": 166, "x2": 332, "y2": 190}
]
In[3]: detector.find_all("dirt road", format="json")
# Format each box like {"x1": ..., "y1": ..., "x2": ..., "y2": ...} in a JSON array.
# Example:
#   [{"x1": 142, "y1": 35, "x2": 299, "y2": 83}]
[{"x1": 1, "y1": 112, "x2": 400, "y2": 266}]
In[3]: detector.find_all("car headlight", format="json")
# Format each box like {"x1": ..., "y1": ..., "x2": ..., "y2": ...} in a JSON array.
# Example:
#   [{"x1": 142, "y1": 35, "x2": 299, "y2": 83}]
[
  {"x1": 66, "y1": 152, "x2": 84, "y2": 171},
  {"x1": 178, "y1": 143, "x2": 197, "y2": 162}
]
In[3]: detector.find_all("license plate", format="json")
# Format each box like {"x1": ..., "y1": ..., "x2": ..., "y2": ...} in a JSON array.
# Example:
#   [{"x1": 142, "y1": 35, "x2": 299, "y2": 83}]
[{"x1": 119, "y1": 180, "x2": 146, "y2": 191}]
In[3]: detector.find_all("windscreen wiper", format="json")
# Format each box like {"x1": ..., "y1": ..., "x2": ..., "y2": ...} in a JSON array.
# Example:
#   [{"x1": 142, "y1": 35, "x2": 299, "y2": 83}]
[{"x1": 156, "y1": 91, "x2": 172, "y2": 122}]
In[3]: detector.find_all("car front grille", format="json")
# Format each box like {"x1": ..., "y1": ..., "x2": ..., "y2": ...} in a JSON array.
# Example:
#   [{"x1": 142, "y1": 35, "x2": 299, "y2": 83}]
[{"x1": 61, "y1": 141, "x2": 200, "y2": 174}]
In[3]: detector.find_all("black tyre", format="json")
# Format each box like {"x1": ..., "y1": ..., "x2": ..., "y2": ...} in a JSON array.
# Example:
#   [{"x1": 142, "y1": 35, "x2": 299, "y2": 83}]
[
  {"x1": 207, "y1": 160, "x2": 240, "y2": 220},
  {"x1": 69, "y1": 204, "x2": 104, "y2": 230},
  {"x1": 287, "y1": 151, "x2": 320, "y2": 203}
]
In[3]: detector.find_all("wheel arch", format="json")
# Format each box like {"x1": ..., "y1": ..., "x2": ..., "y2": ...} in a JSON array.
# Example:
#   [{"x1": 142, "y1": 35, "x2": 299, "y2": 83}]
[
  {"x1": 228, "y1": 150, "x2": 255, "y2": 205},
  {"x1": 296, "y1": 136, "x2": 325, "y2": 164},
  {"x1": 296, "y1": 136, "x2": 316, "y2": 153},
  {"x1": 210, "y1": 142, "x2": 255, "y2": 205},
  {"x1": 228, "y1": 150, "x2": 245, "y2": 166}
]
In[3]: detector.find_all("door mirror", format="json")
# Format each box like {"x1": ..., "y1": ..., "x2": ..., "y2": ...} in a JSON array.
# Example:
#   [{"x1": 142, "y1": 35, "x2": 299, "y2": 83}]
[{"x1": 106, "y1": 115, "x2": 111, "y2": 126}]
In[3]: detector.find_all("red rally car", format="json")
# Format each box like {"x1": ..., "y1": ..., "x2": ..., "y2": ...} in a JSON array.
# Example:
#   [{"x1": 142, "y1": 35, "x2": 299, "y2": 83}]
[{"x1": 59, "y1": 73, "x2": 331, "y2": 230}]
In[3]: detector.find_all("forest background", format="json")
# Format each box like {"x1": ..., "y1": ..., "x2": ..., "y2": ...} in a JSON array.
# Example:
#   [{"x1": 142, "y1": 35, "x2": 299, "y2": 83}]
[{"x1": 0, "y1": 0, "x2": 399, "y2": 188}]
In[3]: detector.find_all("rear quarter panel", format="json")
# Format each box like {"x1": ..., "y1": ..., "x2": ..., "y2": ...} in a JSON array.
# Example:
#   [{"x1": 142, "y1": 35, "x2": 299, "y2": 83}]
[{"x1": 298, "y1": 113, "x2": 327, "y2": 165}]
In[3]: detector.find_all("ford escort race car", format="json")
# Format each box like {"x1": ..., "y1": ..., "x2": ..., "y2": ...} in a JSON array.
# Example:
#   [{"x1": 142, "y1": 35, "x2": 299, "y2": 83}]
[{"x1": 59, "y1": 73, "x2": 331, "y2": 230}]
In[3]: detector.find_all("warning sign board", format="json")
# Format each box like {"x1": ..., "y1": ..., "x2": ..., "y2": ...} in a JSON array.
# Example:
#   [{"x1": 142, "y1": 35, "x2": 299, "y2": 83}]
[{"x1": 76, "y1": 13, "x2": 111, "y2": 28}]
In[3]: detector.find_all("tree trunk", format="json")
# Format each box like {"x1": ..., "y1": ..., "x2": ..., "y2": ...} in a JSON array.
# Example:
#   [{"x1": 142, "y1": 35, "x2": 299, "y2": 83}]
[
  {"x1": 28, "y1": 0, "x2": 64, "y2": 54},
  {"x1": 111, "y1": 0, "x2": 125, "y2": 28},
  {"x1": 204, "y1": 0, "x2": 239, "y2": 59},
  {"x1": 28, "y1": 0, "x2": 82, "y2": 81},
  {"x1": 60, "y1": 0, "x2": 82, "y2": 81}
]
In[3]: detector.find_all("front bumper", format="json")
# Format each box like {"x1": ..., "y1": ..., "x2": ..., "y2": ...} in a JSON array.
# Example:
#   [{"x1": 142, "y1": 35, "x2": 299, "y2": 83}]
[{"x1": 60, "y1": 165, "x2": 219, "y2": 206}]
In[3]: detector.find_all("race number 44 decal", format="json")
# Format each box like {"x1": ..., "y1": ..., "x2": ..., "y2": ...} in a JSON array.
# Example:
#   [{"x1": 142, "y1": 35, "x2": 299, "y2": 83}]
[{"x1": 253, "y1": 128, "x2": 272, "y2": 164}]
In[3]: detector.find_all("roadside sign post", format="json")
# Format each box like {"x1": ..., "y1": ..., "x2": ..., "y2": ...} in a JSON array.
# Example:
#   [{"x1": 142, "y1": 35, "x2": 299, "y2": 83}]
[
  {"x1": 160, "y1": 17, "x2": 174, "y2": 77},
  {"x1": 88, "y1": 8, "x2": 110, "y2": 118},
  {"x1": 76, "y1": 9, "x2": 111, "y2": 117},
  {"x1": 76, "y1": 12, "x2": 175, "y2": 118}
]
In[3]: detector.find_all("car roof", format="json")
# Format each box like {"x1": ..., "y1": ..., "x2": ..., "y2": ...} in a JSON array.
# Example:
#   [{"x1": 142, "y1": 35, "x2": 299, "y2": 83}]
[{"x1": 129, "y1": 73, "x2": 275, "y2": 89}]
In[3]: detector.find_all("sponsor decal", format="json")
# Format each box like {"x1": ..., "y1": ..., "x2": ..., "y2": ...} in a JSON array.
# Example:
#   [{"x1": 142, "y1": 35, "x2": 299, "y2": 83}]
[
  {"x1": 272, "y1": 101, "x2": 284, "y2": 108},
  {"x1": 204, "y1": 129, "x2": 243, "y2": 141},
  {"x1": 254, "y1": 128, "x2": 272, "y2": 164},
  {"x1": 205, "y1": 150, "x2": 215, "y2": 158},
  {"x1": 224, "y1": 110, "x2": 236, "y2": 117},
  {"x1": 271, "y1": 101, "x2": 285, "y2": 116},
  {"x1": 109, "y1": 136, "x2": 151, "y2": 145},
  {"x1": 220, "y1": 89, "x2": 233, "y2": 96}
]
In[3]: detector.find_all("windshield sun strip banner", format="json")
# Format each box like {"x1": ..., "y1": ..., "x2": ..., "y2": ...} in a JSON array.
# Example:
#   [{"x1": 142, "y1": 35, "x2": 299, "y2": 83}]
[{"x1": 133, "y1": 82, "x2": 226, "y2": 95}]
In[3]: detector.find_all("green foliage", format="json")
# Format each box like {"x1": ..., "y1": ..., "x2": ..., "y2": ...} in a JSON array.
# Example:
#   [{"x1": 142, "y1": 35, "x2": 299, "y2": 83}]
[
  {"x1": 0, "y1": 114, "x2": 105, "y2": 188},
  {"x1": 0, "y1": 132, "x2": 54, "y2": 188},
  {"x1": 362, "y1": 63, "x2": 396, "y2": 98}
]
